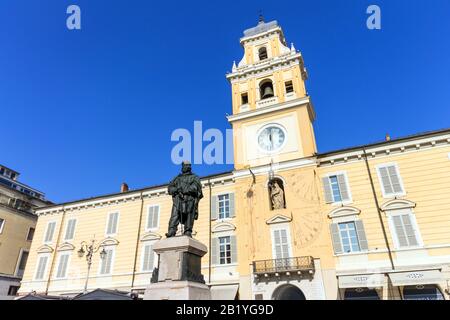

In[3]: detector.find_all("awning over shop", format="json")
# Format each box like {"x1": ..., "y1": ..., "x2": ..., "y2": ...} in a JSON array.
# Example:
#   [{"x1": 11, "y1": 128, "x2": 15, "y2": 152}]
[
  {"x1": 338, "y1": 273, "x2": 385, "y2": 289},
  {"x1": 388, "y1": 269, "x2": 443, "y2": 287},
  {"x1": 210, "y1": 284, "x2": 239, "y2": 300}
]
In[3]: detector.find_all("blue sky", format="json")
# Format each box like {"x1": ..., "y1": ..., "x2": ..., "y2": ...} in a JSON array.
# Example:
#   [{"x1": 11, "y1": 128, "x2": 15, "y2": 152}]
[{"x1": 1, "y1": 1, "x2": 449, "y2": 203}]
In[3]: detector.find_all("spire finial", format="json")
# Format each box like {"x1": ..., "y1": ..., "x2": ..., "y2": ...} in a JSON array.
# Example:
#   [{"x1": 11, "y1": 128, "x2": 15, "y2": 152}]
[{"x1": 258, "y1": 10, "x2": 264, "y2": 24}]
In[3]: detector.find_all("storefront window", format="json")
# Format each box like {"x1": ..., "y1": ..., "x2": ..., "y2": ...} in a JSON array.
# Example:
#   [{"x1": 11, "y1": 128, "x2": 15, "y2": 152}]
[
  {"x1": 344, "y1": 288, "x2": 380, "y2": 300},
  {"x1": 403, "y1": 285, "x2": 444, "y2": 300}
]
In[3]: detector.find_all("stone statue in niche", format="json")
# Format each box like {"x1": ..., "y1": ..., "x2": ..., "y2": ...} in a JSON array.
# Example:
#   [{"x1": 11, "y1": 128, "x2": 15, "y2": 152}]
[{"x1": 269, "y1": 179, "x2": 285, "y2": 210}]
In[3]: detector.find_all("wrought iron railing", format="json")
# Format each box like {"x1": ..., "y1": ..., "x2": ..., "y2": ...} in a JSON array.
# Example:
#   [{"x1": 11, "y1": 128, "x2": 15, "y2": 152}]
[{"x1": 252, "y1": 256, "x2": 315, "y2": 275}]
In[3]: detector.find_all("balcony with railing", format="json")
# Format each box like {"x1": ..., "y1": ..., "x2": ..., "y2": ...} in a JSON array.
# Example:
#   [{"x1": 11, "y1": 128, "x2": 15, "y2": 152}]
[
  {"x1": 252, "y1": 256, "x2": 315, "y2": 278},
  {"x1": 256, "y1": 96, "x2": 279, "y2": 109}
]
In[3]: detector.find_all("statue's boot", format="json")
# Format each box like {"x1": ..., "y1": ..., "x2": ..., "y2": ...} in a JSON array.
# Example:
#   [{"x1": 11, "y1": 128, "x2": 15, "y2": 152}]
[
  {"x1": 184, "y1": 231, "x2": 192, "y2": 237},
  {"x1": 165, "y1": 229, "x2": 177, "y2": 237}
]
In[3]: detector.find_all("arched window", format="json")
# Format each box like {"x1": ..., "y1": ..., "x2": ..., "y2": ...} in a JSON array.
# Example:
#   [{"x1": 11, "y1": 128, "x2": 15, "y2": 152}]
[
  {"x1": 259, "y1": 80, "x2": 274, "y2": 100},
  {"x1": 268, "y1": 177, "x2": 286, "y2": 210},
  {"x1": 258, "y1": 47, "x2": 268, "y2": 60}
]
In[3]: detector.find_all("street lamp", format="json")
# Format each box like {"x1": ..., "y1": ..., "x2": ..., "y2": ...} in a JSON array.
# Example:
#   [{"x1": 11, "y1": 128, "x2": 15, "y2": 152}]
[{"x1": 77, "y1": 239, "x2": 107, "y2": 294}]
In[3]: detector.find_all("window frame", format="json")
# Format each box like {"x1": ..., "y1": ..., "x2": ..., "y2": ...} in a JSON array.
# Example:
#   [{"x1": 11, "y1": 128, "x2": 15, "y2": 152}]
[
  {"x1": 217, "y1": 193, "x2": 231, "y2": 220},
  {"x1": 26, "y1": 227, "x2": 35, "y2": 241},
  {"x1": 284, "y1": 80, "x2": 294, "y2": 94},
  {"x1": 34, "y1": 253, "x2": 50, "y2": 281},
  {"x1": 105, "y1": 212, "x2": 120, "y2": 237},
  {"x1": 55, "y1": 252, "x2": 71, "y2": 279},
  {"x1": 63, "y1": 218, "x2": 77, "y2": 241},
  {"x1": 98, "y1": 246, "x2": 115, "y2": 276},
  {"x1": 338, "y1": 221, "x2": 361, "y2": 253},
  {"x1": 145, "y1": 204, "x2": 160, "y2": 232},
  {"x1": 140, "y1": 242, "x2": 156, "y2": 272},
  {"x1": 270, "y1": 226, "x2": 293, "y2": 260},
  {"x1": 218, "y1": 235, "x2": 232, "y2": 265},
  {"x1": 376, "y1": 163, "x2": 406, "y2": 198},
  {"x1": 43, "y1": 221, "x2": 57, "y2": 244},
  {"x1": 387, "y1": 208, "x2": 423, "y2": 249},
  {"x1": 323, "y1": 171, "x2": 353, "y2": 205},
  {"x1": 15, "y1": 248, "x2": 29, "y2": 277}
]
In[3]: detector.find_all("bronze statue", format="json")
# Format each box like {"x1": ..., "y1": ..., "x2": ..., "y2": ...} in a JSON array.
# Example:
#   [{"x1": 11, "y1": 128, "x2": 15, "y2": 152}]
[
  {"x1": 269, "y1": 180, "x2": 285, "y2": 210},
  {"x1": 166, "y1": 161, "x2": 203, "y2": 238}
]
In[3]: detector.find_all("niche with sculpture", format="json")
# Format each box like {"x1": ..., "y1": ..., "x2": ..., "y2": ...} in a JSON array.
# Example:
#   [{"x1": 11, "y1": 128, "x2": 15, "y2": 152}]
[{"x1": 268, "y1": 177, "x2": 286, "y2": 210}]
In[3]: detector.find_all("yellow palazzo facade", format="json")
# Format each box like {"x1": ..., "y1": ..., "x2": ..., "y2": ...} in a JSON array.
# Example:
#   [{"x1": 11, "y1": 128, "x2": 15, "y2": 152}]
[{"x1": 19, "y1": 19, "x2": 450, "y2": 300}]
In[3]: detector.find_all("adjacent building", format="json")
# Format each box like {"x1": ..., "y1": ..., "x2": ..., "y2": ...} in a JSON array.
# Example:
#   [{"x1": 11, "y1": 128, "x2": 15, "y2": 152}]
[
  {"x1": 18, "y1": 18, "x2": 450, "y2": 300},
  {"x1": 0, "y1": 164, "x2": 49, "y2": 299}
]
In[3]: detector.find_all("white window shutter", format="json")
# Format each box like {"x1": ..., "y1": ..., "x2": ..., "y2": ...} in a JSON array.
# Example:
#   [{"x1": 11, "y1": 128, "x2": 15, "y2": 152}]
[
  {"x1": 36, "y1": 256, "x2": 48, "y2": 280},
  {"x1": 211, "y1": 196, "x2": 218, "y2": 220},
  {"x1": 142, "y1": 244, "x2": 154, "y2": 271},
  {"x1": 211, "y1": 237, "x2": 218, "y2": 265},
  {"x1": 330, "y1": 223, "x2": 343, "y2": 254},
  {"x1": 322, "y1": 177, "x2": 333, "y2": 203},
  {"x1": 392, "y1": 215, "x2": 408, "y2": 247},
  {"x1": 101, "y1": 249, "x2": 113, "y2": 274},
  {"x1": 152, "y1": 206, "x2": 159, "y2": 229},
  {"x1": 107, "y1": 213, "x2": 119, "y2": 235},
  {"x1": 230, "y1": 235, "x2": 237, "y2": 263},
  {"x1": 354, "y1": 220, "x2": 368, "y2": 251},
  {"x1": 388, "y1": 166, "x2": 403, "y2": 194},
  {"x1": 229, "y1": 193, "x2": 235, "y2": 218},
  {"x1": 401, "y1": 214, "x2": 418, "y2": 246},
  {"x1": 337, "y1": 174, "x2": 350, "y2": 201},
  {"x1": 56, "y1": 254, "x2": 69, "y2": 278},
  {"x1": 64, "y1": 219, "x2": 76, "y2": 240},
  {"x1": 44, "y1": 222, "x2": 56, "y2": 242},
  {"x1": 379, "y1": 167, "x2": 394, "y2": 195}
]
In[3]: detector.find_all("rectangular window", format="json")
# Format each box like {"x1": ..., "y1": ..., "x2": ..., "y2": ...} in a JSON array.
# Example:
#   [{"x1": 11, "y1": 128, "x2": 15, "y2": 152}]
[
  {"x1": 35, "y1": 255, "x2": 49, "y2": 280},
  {"x1": 146, "y1": 205, "x2": 160, "y2": 231},
  {"x1": 141, "y1": 243, "x2": 155, "y2": 272},
  {"x1": 64, "y1": 219, "x2": 77, "y2": 241},
  {"x1": 8, "y1": 286, "x2": 19, "y2": 296},
  {"x1": 218, "y1": 194, "x2": 230, "y2": 219},
  {"x1": 17, "y1": 250, "x2": 29, "y2": 277},
  {"x1": 56, "y1": 253, "x2": 70, "y2": 279},
  {"x1": 43, "y1": 221, "x2": 56, "y2": 243},
  {"x1": 329, "y1": 175, "x2": 342, "y2": 202},
  {"x1": 99, "y1": 247, "x2": 114, "y2": 275},
  {"x1": 272, "y1": 229, "x2": 290, "y2": 260},
  {"x1": 105, "y1": 212, "x2": 119, "y2": 236},
  {"x1": 322, "y1": 173, "x2": 351, "y2": 203},
  {"x1": 285, "y1": 81, "x2": 294, "y2": 93},
  {"x1": 391, "y1": 213, "x2": 420, "y2": 248},
  {"x1": 26, "y1": 227, "x2": 35, "y2": 241},
  {"x1": 338, "y1": 222, "x2": 361, "y2": 253},
  {"x1": 219, "y1": 236, "x2": 232, "y2": 265},
  {"x1": 377, "y1": 164, "x2": 404, "y2": 197},
  {"x1": 241, "y1": 93, "x2": 248, "y2": 105}
]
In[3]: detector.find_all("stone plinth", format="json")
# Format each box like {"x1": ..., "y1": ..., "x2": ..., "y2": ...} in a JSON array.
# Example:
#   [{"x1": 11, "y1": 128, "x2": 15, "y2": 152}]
[{"x1": 144, "y1": 236, "x2": 211, "y2": 300}]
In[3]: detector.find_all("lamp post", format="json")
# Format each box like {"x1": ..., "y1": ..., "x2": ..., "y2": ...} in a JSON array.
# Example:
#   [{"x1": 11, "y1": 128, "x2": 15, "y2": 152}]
[{"x1": 77, "y1": 239, "x2": 107, "y2": 294}]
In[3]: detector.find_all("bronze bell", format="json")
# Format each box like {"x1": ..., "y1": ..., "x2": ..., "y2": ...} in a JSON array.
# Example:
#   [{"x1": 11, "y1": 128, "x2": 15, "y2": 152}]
[{"x1": 262, "y1": 85, "x2": 274, "y2": 99}]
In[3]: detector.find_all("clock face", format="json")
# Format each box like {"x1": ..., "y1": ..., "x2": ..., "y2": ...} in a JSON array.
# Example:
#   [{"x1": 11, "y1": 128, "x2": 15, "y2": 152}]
[{"x1": 257, "y1": 125, "x2": 286, "y2": 152}]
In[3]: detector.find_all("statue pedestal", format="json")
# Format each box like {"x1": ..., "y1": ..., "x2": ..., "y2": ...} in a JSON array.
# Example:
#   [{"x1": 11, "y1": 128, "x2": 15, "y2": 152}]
[{"x1": 143, "y1": 236, "x2": 211, "y2": 300}]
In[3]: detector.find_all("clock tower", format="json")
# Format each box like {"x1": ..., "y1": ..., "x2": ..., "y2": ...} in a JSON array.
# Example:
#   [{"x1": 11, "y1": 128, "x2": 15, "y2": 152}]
[{"x1": 226, "y1": 17, "x2": 317, "y2": 170}]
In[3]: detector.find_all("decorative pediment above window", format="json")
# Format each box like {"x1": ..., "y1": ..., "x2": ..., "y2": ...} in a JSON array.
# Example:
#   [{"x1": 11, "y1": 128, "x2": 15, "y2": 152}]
[
  {"x1": 380, "y1": 199, "x2": 416, "y2": 211},
  {"x1": 99, "y1": 237, "x2": 119, "y2": 247},
  {"x1": 37, "y1": 244, "x2": 54, "y2": 254},
  {"x1": 57, "y1": 242, "x2": 76, "y2": 252},
  {"x1": 328, "y1": 206, "x2": 361, "y2": 219},
  {"x1": 212, "y1": 221, "x2": 236, "y2": 233},
  {"x1": 140, "y1": 231, "x2": 162, "y2": 242},
  {"x1": 266, "y1": 213, "x2": 292, "y2": 225}
]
